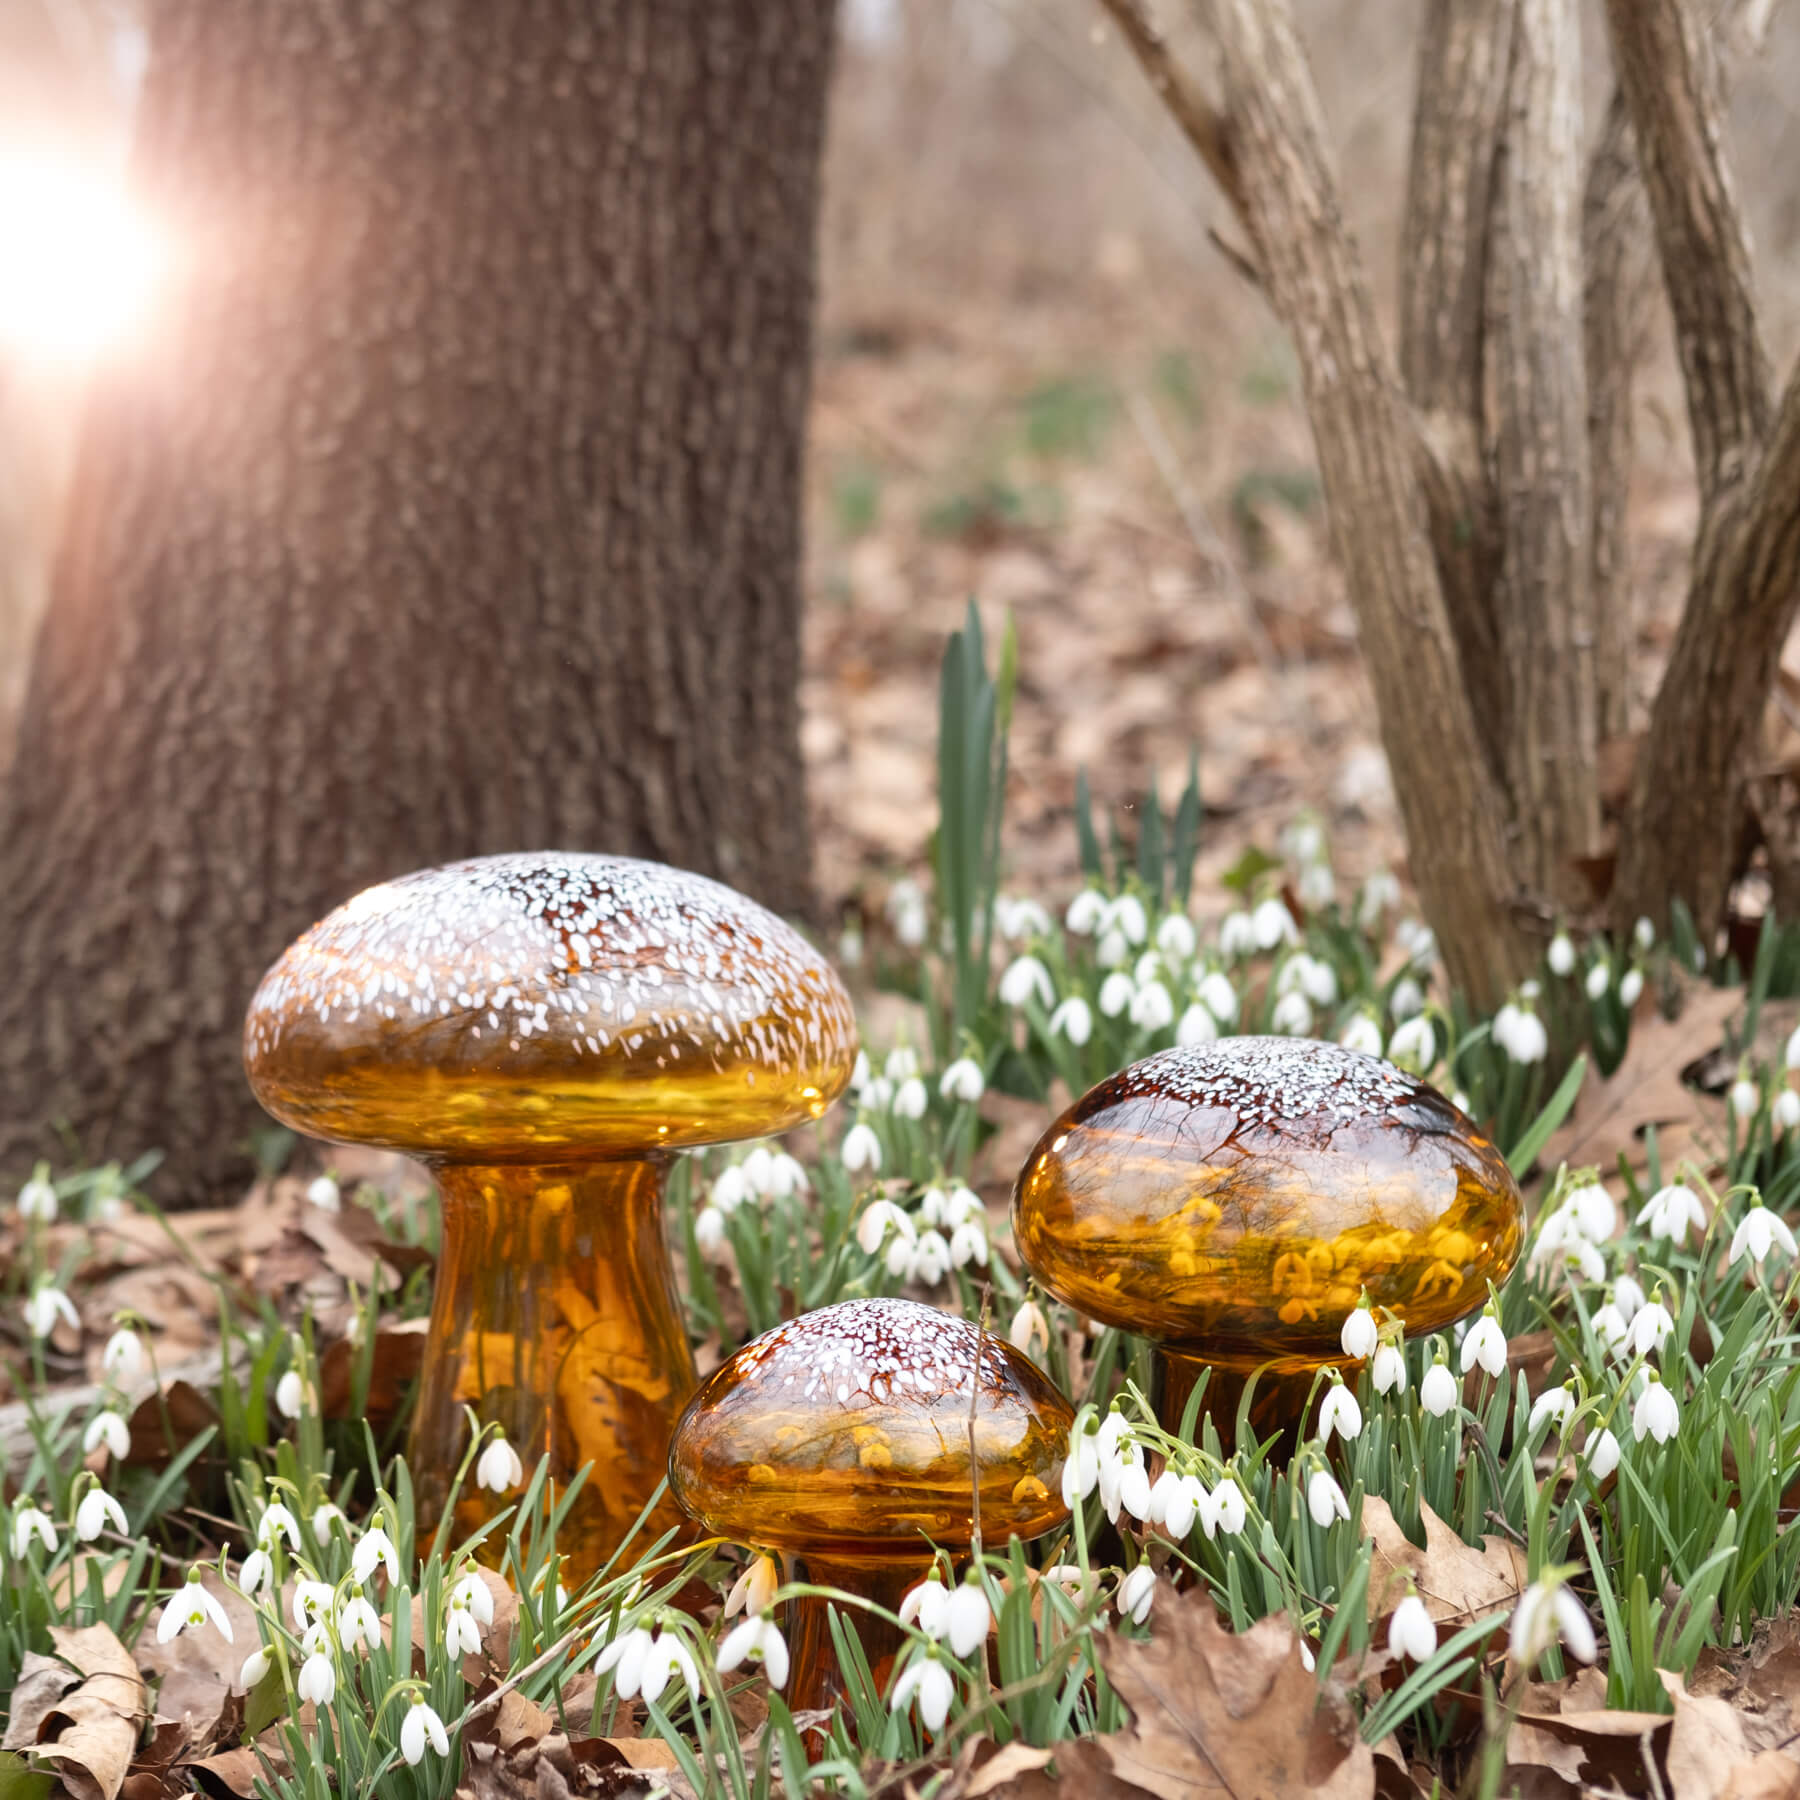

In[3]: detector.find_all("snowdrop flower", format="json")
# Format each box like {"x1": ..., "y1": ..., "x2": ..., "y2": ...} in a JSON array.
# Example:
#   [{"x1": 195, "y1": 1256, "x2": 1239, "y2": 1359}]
[
  {"x1": 1176, "y1": 1003, "x2": 1219, "y2": 1047},
  {"x1": 1061, "y1": 1416, "x2": 1103, "y2": 1507},
  {"x1": 1388, "y1": 1015, "x2": 1435, "y2": 1070},
  {"x1": 337, "y1": 1586, "x2": 382, "y2": 1654},
  {"x1": 1510, "y1": 1576, "x2": 1597, "y2": 1670},
  {"x1": 1585, "y1": 1429, "x2": 1620, "y2": 1481},
  {"x1": 1530, "y1": 1386, "x2": 1576, "y2": 1435},
  {"x1": 891, "y1": 1648, "x2": 955, "y2": 1731},
  {"x1": 1777, "y1": 1089, "x2": 1800, "y2": 1133},
  {"x1": 101, "y1": 1326, "x2": 144, "y2": 1385},
  {"x1": 857, "y1": 1200, "x2": 914, "y2": 1257},
  {"x1": 1420, "y1": 1349, "x2": 1458, "y2": 1418},
  {"x1": 11, "y1": 1501, "x2": 56, "y2": 1558},
  {"x1": 1196, "y1": 970, "x2": 1239, "y2": 1026},
  {"x1": 1096, "y1": 928, "x2": 1129, "y2": 968},
  {"x1": 694, "y1": 1205, "x2": 730, "y2": 1262},
  {"x1": 1787, "y1": 1023, "x2": 1800, "y2": 1071},
  {"x1": 70, "y1": 1483, "x2": 123, "y2": 1544},
  {"x1": 881, "y1": 1049, "x2": 918, "y2": 1087},
  {"x1": 1117, "y1": 1564, "x2": 1157, "y2": 1625},
  {"x1": 1156, "y1": 913, "x2": 1198, "y2": 960},
  {"x1": 999, "y1": 955, "x2": 1054, "y2": 1009},
  {"x1": 940, "y1": 1058, "x2": 985, "y2": 1104},
  {"x1": 769, "y1": 1152, "x2": 810, "y2": 1198},
  {"x1": 1560, "y1": 1180, "x2": 1616, "y2": 1240},
  {"x1": 741, "y1": 1145, "x2": 777, "y2": 1194},
  {"x1": 893, "y1": 1077, "x2": 928, "y2": 1120},
  {"x1": 400, "y1": 1695, "x2": 449, "y2": 1765},
  {"x1": 1730, "y1": 1198, "x2": 1797, "y2": 1268},
  {"x1": 944, "y1": 1186, "x2": 983, "y2": 1229},
  {"x1": 841, "y1": 1122, "x2": 883, "y2": 1175},
  {"x1": 24, "y1": 1283, "x2": 78, "y2": 1341},
  {"x1": 240, "y1": 1647, "x2": 272, "y2": 1690},
  {"x1": 711, "y1": 1165, "x2": 751, "y2": 1214},
  {"x1": 274, "y1": 1370, "x2": 307, "y2": 1419},
  {"x1": 899, "y1": 1574, "x2": 950, "y2": 1639},
  {"x1": 1619, "y1": 967, "x2": 1644, "y2": 1008},
  {"x1": 1395, "y1": 918, "x2": 1437, "y2": 969},
  {"x1": 476, "y1": 1431, "x2": 524, "y2": 1494},
  {"x1": 1289, "y1": 953, "x2": 1338, "y2": 1007},
  {"x1": 1340, "y1": 1302, "x2": 1378, "y2": 1361},
  {"x1": 888, "y1": 880, "x2": 928, "y2": 949},
  {"x1": 352, "y1": 1525, "x2": 399, "y2": 1587},
  {"x1": 305, "y1": 1175, "x2": 341, "y2": 1213},
  {"x1": 1461, "y1": 1312, "x2": 1507, "y2": 1377},
  {"x1": 1219, "y1": 909, "x2": 1257, "y2": 958},
  {"x1": 83, "y1": 1408, "x2": 130, "y2": 1461},
  {"x1": 293, "y1": 1579, "x2": 336, "y2": 1630},
  {"x1": 1633, "y1": 1371, "x2": 1680, "y2": 1444},
  {"x1": 1372, "y1": 1341, "x2": 1407, "y2": 1396},
  {"x1": 1637, "y1": 1183, "x2": 1706, "y2": 1247},
  {"x1": 1391, "y1": 975, "x2": 1425, "y2": 1021},
  {"x1": 1589, "y1": 1303, "x2": 1630, "y2": 1358},
  {"x1": 1151, "y1": 1468, "x2": 1205, "y2": 1539},
  {"x1": 1252, "y1": 897, "x2": 1299, "y2": 950},
  {"x1": 159, "y1": 1570, "x2": 233, "y2": 1644},
  {"x1": 1632, "y1": 915, "x2": 1655, "y2": 952},
  {"x1": 1109, "y1": 893, "x2": 1149, "y2": 946},
  {"x1": 1047, "y1": 995, "x2": 1093, "y2": 1046},
  {"x1": 1210, "y1": 1476, "x2": 1247, "y2": 1536},
  {"x1": 949, "y1": 1220, "x2": 989, "y2": 1270},
  {"x1": 238, "y1": 1549, "x2": 274, "y2": 1598},
  {"x1": 996, "y1": 895, "x2": 1052, "y2": 941},
  {"x1": 1553, "y1": 1235, "x2": 1607, "y2": 1284},
  {"x1": 1339, "y1": 1014, "x2": 1384, "y2": 1057},
  {"x1": 1098, "y1": 971, "x2": 1135, "y2": 1018},
  {"x1": 1612, "y1": 1273, "x2": 1646, "y2": 1321},
  {"x1": 450, "y1": 1567, "x2": 495, "y2": 1626},
  {"x1": 1730, "y1": 1077, "x2": 1761, "y2": 1121},
  {"x1": 909, "y1": 1229, "x2": 951, "y2": 1286},
  {"x1": 1099, "y1": 1434, "x2": 1148, "y2": 1524},
  {"x1": 1356, "y1": 870, "x2": 1400, "y2": 928},
  {"x1": 1584, "y1": 962, "x2": 1611, "y2": 1002},
  {"x1": 1318, "y1": 1378, "x2": 1361, "y2": 1444},
  {"x1": 1271, "y1": 991, "x2": 1313, "y2": 1036},
  {"x1": 864, "y1": 1076, "x2": 895, "y2": 1113},
  {"x1": 1307, "y1": 1468, "x2": 1350, "y2": 1529},
  {"x1": 1298, "y1": 861, "x2": 1335, "y2": 909},
  {"x1": 1009, "y1": 1299, "x2": 1050, "y2": 1356},
  {"x1": 1130, "y1": 980, "x2": 1175, "y2": 1032},
  {"x1": 1389, "y1": 1592, "x2": 1437, "y2": 1662},
  {"x1": 1547, "y1": 933, "x2": 1575, "y2": 977},
  {"x1": 719, "y1": 1611, "x2": 789, "y2": 1688},
  {"x1": 16, "y1": 1170, "x2": 57, "y2": 1223},
  {"x1": 1282, "y1": 818, "x2": 1326, "y2": 866},
  {"x1": 1066, "y1": 890, "x2": 1108, "y2": 935},
  {"x1": 1493, "y1": 1002, "x2": 1548, "y2": 1064},
  {"x1": 297, "y1": 1651, "x2": 335, "y2": 1708},
  {"x1": 1628, "y1": 1294, "x2": 1675, "y2": 1359},
  {"x1": 311, "y1": 1503, "x2": 345, "y2": 1543},
  {"x1": 945, "y1": 1575, "x2": 991, "y2": 1658},
  {"x1": 249, "y1": 1502, "x2": 298, "y2": 1551}
]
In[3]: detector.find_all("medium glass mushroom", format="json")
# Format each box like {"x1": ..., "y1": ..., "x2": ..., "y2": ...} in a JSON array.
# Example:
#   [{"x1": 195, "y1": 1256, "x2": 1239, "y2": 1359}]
[
  {"x1": 1012, "y1": 1037, "x2": 1523, "y2": 1448},
  {"x1": 668, "y1": 1297, "x2": 1072, "y2": 1718},
  {"x1": 243, "y1": 852, "x2": 857, "y2": 1578}
]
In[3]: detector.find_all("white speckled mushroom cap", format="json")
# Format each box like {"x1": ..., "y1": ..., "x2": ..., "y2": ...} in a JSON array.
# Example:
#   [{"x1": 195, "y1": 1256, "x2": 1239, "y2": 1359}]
[
  {"x1": 668, "y1": 1299, "x2": 1073, "y2": 1553},
  {"x1": 243, "y1": 852, "x2": 858, "y2": 1160}
]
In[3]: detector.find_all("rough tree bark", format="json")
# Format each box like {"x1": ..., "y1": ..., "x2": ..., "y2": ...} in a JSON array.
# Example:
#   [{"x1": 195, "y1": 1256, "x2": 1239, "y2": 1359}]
[{"x1": 0, "y1": 0, "x2": 837, "y2": 1200}]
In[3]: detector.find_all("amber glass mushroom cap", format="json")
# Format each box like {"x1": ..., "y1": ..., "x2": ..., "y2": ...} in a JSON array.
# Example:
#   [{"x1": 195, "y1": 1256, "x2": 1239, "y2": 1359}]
[
  {"x1": 1012, "y1": 1037, "x2": 1523, "y2": 1361},
  {"x1": 243, "y1": 853, "x2": 858, "y2": 1159},
  {"x1": 669, "y1": 1299, "x2": 1073, "y2": 1555}
]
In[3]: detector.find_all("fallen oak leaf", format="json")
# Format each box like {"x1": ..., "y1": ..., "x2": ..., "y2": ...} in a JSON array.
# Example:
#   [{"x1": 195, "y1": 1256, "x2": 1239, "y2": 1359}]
[
  {"x1": 30, "y1": 1623, "x2": 147, "y2": 1800},
  {"x1": 1362, "y1": 1497, "x2": 1526, "y2": 1624}
]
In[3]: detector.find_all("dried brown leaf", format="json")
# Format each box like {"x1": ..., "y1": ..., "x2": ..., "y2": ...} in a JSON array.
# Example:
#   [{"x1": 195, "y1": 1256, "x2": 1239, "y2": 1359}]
[
  {"x1": 30, "y1": 1624, "x2": 146, "y2": 1800},
  {"x1": 1663, "y1": 1667, "x2": 1759, "y2": 1800},
  {"x1": 0, "y1": 1653, "x2": 81, "y2": 1751},
  {"x1": 1361, "y1": 1497, "x2": 1526, "y2": 1624}
]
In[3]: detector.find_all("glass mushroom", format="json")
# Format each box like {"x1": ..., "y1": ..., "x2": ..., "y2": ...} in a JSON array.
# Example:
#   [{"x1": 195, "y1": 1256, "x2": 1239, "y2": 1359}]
[
  {"x1": 668, "y1": 1297, "x2": 1072, "y2": 1718},
  {"x1": 1012, "y1": 1037, "x2": 1523, "y2": 1447},
  {"x1": 243, "y1": 852, "x2": 857, "y2": 1578}
]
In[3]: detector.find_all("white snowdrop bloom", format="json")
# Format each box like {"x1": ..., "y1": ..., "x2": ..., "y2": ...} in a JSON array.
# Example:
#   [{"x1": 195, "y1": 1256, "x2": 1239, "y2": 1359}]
[
  {"x1": 476, "y1": 1432, "x2": 524, "y2": 1494},
  {"x1": 767, "y1": 1152, "x2": 810, "y2": 1198},
  {"x1": 1632, "y1": 1374, "x2": 1680, "y2": 1444},
  {"x1": 296, "y1": 1651, "x2": 336, "y2": 1708},
  {"x1": 1062, "y1": 1419, "x2": 1103, "y2": 1507},
  {"x1": 1339, "y1": 1014, "x2": 1384, "y2": 1058},
  {"x1": 24, "y1": 1283, "x2": 78, "y2": 1341},
  {"x1": 352, "y1": 1526, "x2": 399, "y2": 1587},
  {"x1": 237, "y1": 1549, "x2": 274, "y2": 1598},
  {"x1": 1298, "y1": 861, "x2": 1335, "y2": 910},
  {"x1": 1134, "y1": 947, "x2": 1166, "y2": 987},
  {"x1": 1391, "y1": 975, "x2": 1425, "y2": 1022},
  {"x1": 337, "y1": 1587, "x2": 382, "y2": 1654},
  {"x1": 899, "y1": 1575, "x2": 950, "y2": 1639},
  {"x1": 1129, "y1": 980, "x2": 1175, "y2": 1032},
  {"x1": 940, "y1": 1058, "x2": 985, "y2": 1104},
  {"x1": 1307, "y1": 1468, "x2": 1350, "y2": 1529},
  {"x1": 856, "y1": 1200, "x2": 915, "y2": 1257},
  {"x1": 883, "y1": 1048, "x2": 920, "y2": 1085},
  {"x1": 400, "y1": 1696, "x2": 450, "y2": 1766},
  {"x1": 945, "y1": 1186, "x2": 983, "y2": 1229},
  {"x1": 1010, "y1": 1299, "x2": 1050, "y2": 1356},
  {"x1": 1730, "y1": 1200, "x2": 1798, "y2": 1268},
  {"x1": 1730, "y1": 1078, "x2": 1761, "y2": 1121},
  {"x1": 694, "y1": 1205, "x2": 730, "y2": 1263},
  {"x1": 1098, "y1": 971, "x2": 1135, "y2": 1018},
  {"x1": 710, "y1": 1165, "x2": 751, "y2": 1214},
  {"x1": 891, "y1": 1650, "x2": 955, "y2": 1731},
  {"x1": 16, "y1": 1173, "x2": 57, "y2": 1223},
  {"x1": 1099, "y1": 1435, "x2": 1147, "y2": 1524},
  {"x1": 11, "y1": 1501, "x2": 56, "y2": 1558},
  {"x1": 159, "y1": 1571, "x2": 234, "y2": 1645},
  {"x1": 1461, "y1": 1310, "x2": 1504, "y2": 1375},
  {"x1": 1048, "y1": 996, "x2": 1093, "y2": 1046},
  {"x1": 305, "y1": 1175, "x2": 341, "y2": 1213},
  {"x1": 1210, "y1": 1476, "x2": 1248, "y2": 1536},
  {"x1": 595, "y1": 1621, "x2": 655, "y2": 1702},
  {"x1": 74, "y1": 1486, "x2": 126, "y2": 1543},
  {"x1": 1611, "y1": 1273, "x2": 1646, "y2": 1322},
  {"x1": 1271, "y1": 991, "x2": 1313, "y2": 1036},
  {"x1": 885, "y1": 1234, "x2": 915, "y2": 1280},
  {"x1": 1420, "y1": 1360, "x2": 1458, "y2": 1418},
  {"x1": 275, "y1": 1370, "x2": 307, "y2": 1419},
  {"x1": 1529, "y1": 1386, "x2": 1576, "y2": 1435},
  {"x1": 1152, "y1": 1470, "x2": 1205, "y2": 1539},
  {"x1": 1196, "y1": 970, "x2": 1240, "y2": 1026},
  {"x1": 893, "y1": 1077, "x2": 928, "y2": 1120},
  {"x1": 1109, "y1": 893, "x2": 1149, "y2": 946},
  {"x1": 1787, "y1": 1024, "x2": 1800, "y2": 1071},
  {"x1": 1510, "y1": 1578, "x2": 1597, "y2": 1670},
  {"x1": 741, "y1": 1145, "x2": 777, "y2": 1194},
  {"x1": 719, "y1": 1611, "x2": 790, "y2": 1688},
  {"x1": 841, "y1": 1123, "x2": 883, "y2": 1174},
  {"x1": 445, "y1": 1597, "x2": 482, "y2": 1658},
  {"x1": 1340, "y1": 1305, "x2": 1378, "y2": 1360},
  {"x1": 1388, "y1": 1015, "x2": 1436, "y2": 1070},
  {"x1": 1156, "y1": 913, "x2": 1198, "y2": 960},
  {"x1": 1635, "y1": 915, "x2": 1655, "y2": 952},
  {"x1": 451, "y1": 1568, "x2": 496, "y2": 1626},
  {"x1": 1117, "y1": 1564, "x2": 1157, "y2": 1625},
  {"x1": 1252, "y1": 897, "x2": 1300, "y2": 950},
  {"x1": 1388, "y1": 1593, "x2": 1437, "y2": 1663},
  {"x1": 240, "y1": 1647, "x2": 272, "y2": 1690},
  {"x1": 1628, "y1": 1298, "x2": 1675, "y2": 1359},
  {"x1": 998, "y1": 955, "x2": 1054, "y2": 1009},
  {"x1": 83, "y1": 1408, "x2": 130, "y2": 1461},
  {"x1": 1547, "y1": 934, "x2": 1575, "y2": 977},
  {"x1": 995, "y1": 896, "x2": 1052, "y2": 942},
  {"x1": 1117, "y1": 1452, "x2": 1155, "y2": 1523},
  {"x1": 910, "y1": 1229, "x2": 951, "y2": 1286},
  {"x1": 1777, "y1": 1089, "x2": 1800, "y2": 1133},
  {"x1": 1372, "y1": 1342, "x2": 1408, "y2": 1396},
  {"x1": 1176, "y1": 1003, "x2": 1219, "y2": 1047},
  {"x1": 888, "y1": 880, "x2": 928, "y2": 949},
  {"x1": 1066, "y1": 890, "x2": 1108, "y2": 935},
  {"x1": 945, "y1": 1578, "x2": 991, "y2": 1658},
  {"x1": 1619, "y1": 968, "x2": 1644, "y2": 1008},
  {"x1": 1282, "y1": 819, "x2": 1326, "y2": 866},
  {"x1": 849, "y1": 1049, "x2": 871, "y2": 1092},
  {"x1": 1585, "y1": 1428, "x2": 1620, "y2": 1481},
  {"x1": 1589, "y1": 1303, "x2": 1630, "y2": 1358},
  {"x1": 1584, "y1": 962, "x2": 1611, "y2": 1002},
  {"x1": 1503, "y1": 1005, "x2": 1548, "y2": 1064},
  {"x1": 1395, "y1": 918, "x2": 1437, "y2": 970},
  {"x1": 1319, "y1": 1382, "x2": 1361, "y2": 1444},
  {"x1": 1095, "y1": 928, "x2": 1129, "y2": 969},
  {"x1": 1219, "y1": 910, "x2": 1258, "y2": 959},
  {"x1": 293, "y1": 1579, "x2": 336, "y2": 1631},
  {"x1": 1357, "y1": 871, "x2": 1401, "y2": 930},
  {"x1": 102, "y1": 1327, "x2": 144, "y2": 1384},
  {"x1": 949, "y1": 1220, "x2": 989, "y2": 1270},
  {"x1": 1554, "y1": 1236, "x2": 1606, "y2": 1284},
  {"x1": 311, "y1": 1503, "x2": 345, "y2": 1543},
  {"x1": 1297, "y1": 954, "x2": 1338, "y2": 1007},
  {"x1": 920, "y1": 1186, "x2": 948, "y2": 1228}
]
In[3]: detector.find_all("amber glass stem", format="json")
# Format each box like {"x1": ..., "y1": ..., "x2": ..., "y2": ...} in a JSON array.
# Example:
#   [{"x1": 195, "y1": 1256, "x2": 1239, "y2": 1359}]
[
  {"x1": 1154, "y1": 1348, "x2": 1341, "y2": 1457},
  {"x1": 784, "y1": 1552, "x2": 933, "y2": 1723},
  {"x1": 409, "y1": 1157, "x2": 698, "y2": 1583}
]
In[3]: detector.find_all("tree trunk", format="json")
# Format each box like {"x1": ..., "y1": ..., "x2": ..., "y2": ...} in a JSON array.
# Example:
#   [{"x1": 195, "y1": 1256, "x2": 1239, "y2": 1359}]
[{"x1": 0, "y1": 0, "x2": 837, "y2": 1202}]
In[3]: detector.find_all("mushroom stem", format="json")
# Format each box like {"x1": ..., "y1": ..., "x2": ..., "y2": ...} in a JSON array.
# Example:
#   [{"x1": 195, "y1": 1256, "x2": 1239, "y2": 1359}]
[
  {"x1": 410, "y1": 1157, "x2": 697, "y2": 1578},
  {"x1": 1153, "y1": 1347, "x2": 1340, "y2": 1455},
  {"x1": 782, "y1": 1551, "x2": 935, "y2": 1723}
]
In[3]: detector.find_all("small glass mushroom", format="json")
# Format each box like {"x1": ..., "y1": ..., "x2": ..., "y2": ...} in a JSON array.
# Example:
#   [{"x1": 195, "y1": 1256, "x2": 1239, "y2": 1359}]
[
  {"x1": 1012, "y1": 1037, "x2": 1523, "y2": 1447},
  {"x1": 667, "y1": 1297, "x2": 1072, "y2": 1717},
  {"x1": 243, "y1": 852, "x2": 857, "y2": 1578}
]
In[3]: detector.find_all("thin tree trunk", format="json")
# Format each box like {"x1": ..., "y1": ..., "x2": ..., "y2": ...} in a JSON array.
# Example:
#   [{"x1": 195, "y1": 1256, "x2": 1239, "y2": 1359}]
[{"x1": 0, "y1": 0, "x2": 837, "y2": 1201}]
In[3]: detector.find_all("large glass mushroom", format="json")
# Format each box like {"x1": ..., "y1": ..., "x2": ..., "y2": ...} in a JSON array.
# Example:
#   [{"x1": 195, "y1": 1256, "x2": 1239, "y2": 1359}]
[
  {"x1": 243, "y1": 852, "x2": 857, "y2": 1578},
  {"x1": 1013, "y1": 1037, "x2": 1523, "y2": 1447},
  {"x1": 668, "y1": 1297, "x2": 1072, "y2": 1718}
]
